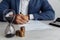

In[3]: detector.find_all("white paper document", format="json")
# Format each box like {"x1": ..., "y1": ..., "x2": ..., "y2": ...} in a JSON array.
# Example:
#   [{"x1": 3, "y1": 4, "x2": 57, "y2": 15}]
[{"x1": 18, "y1": 20, "x2": 52, "y2": 31}]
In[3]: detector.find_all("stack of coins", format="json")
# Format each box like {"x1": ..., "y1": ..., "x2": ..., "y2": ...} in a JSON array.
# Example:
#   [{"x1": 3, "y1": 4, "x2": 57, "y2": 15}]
[
  {"x1": 16, "y1": 26, "x2": 25, "y2": 37},
  {"x1": 19, "y1": 26, "x2": 25, "y2": 37},
  {"x1": 16, "y1": 30, "x2": 20, "y2": 36}
]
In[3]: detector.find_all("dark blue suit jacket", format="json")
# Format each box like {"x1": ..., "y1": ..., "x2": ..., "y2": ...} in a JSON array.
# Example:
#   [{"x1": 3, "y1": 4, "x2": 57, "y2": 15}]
[{"x1": 0, "y1": 0, "x2": 55, "y2": 21}]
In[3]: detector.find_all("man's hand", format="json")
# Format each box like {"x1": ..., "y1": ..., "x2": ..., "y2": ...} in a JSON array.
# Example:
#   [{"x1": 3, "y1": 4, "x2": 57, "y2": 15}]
[{"x1": 15, "y1": 14, "x2": 29, "y2": 24}]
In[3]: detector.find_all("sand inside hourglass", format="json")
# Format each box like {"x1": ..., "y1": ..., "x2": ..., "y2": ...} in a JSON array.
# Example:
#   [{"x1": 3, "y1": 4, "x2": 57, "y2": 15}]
[{"x1": 5, "y1": 12, "x2": 14, "y2": 23}]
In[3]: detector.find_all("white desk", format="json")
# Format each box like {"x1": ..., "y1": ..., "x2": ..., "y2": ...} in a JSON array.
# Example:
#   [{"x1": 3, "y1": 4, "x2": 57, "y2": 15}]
[{"x1": 0, "y1": 20, "x2": 60, "y2": 40}]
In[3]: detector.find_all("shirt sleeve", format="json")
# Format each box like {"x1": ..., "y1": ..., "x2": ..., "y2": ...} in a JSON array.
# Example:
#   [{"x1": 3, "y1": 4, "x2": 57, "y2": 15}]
[{"x1": 29, "y1": 14, "x2": 34, "y2": 20}]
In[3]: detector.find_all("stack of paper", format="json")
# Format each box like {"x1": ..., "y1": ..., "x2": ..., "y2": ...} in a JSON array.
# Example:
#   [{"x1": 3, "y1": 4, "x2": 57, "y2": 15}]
[{"x1": 18, "y1": 20, "x2": 52, "y2": 31}]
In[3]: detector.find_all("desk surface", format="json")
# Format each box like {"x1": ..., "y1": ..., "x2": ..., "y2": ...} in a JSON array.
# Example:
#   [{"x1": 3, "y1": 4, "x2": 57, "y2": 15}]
[{"x1": 0, "y1": 20, "x2": 60, "y2": 40}]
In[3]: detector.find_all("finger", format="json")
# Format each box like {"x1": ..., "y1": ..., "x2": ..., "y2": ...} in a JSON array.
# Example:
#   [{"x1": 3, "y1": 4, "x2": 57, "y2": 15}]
[
  {"x1": 21, "y1": 14, "x2": 29, "y2": 21},
  {"x1": 16, "y1": 14, "x2": 28, "y2": 23},
  {"x1": 16, "y1": 19, "x2": 24, "y2": 24},
  {"x1": 16, "y1": 16, "x2": 27, "y2": 24},
  {"x1": 19, "y1": 14, "x2": 29, "y2": 21},
  {"x1": 16, "y1": 15, "x2": 23, "y2": 24},
  {"x1": 17, "y1": 17, "x2": 27, "y2": 24}
]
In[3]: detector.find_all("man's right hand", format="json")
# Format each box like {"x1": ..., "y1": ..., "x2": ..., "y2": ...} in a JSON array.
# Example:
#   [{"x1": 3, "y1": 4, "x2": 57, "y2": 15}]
[{"x1": 15, "y1": 14, "x2": 29, "y2": 24}]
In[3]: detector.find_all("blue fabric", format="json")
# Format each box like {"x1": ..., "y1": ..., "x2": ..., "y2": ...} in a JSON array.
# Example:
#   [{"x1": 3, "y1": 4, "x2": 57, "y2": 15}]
[{"x1": 0, "y1": 0, "x2": 55, "y2": 21}]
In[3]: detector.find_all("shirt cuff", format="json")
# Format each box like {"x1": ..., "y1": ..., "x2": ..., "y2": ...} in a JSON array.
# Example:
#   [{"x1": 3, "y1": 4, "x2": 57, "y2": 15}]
[{"x1": 29, "y1": 14, "x2": 34, "y2": 20}]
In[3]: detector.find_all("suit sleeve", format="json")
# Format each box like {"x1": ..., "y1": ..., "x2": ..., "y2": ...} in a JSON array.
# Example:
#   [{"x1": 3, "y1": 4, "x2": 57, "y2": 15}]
[
  {"x1": 33, "y1": 0, "x2": 55, "y2": 20},
  {"x1": 0, "y1": 0, "x2": 9, "y2": 21}
]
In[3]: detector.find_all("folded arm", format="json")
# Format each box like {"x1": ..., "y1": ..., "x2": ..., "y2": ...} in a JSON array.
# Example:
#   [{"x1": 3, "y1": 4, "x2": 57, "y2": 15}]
[
  {"x1": 0, "y1": 0, "x2": 9, "y2": 21},
  {"x1": 32, "y1": 0, "x2": 55, "y2": 20}
]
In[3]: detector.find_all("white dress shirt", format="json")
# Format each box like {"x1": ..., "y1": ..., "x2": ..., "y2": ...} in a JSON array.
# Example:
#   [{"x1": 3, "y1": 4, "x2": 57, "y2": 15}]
[{"x1": 19, "y1": 0, "x2": 34, "y2": 19}]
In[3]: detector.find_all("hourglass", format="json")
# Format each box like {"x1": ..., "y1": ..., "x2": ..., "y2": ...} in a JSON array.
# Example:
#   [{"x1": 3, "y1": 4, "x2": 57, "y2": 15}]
[{"x1": 3, "y1": 9, "x2": 16, "y2": 38}]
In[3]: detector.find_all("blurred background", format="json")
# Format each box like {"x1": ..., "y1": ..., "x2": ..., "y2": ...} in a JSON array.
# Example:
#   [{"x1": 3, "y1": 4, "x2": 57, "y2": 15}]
[
  {"x1": 0, "y1": 0, "x2": 60, "y2": 19},
  {"x1": 48, "y1": 0, "x2": 60, "y2": 19}
]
